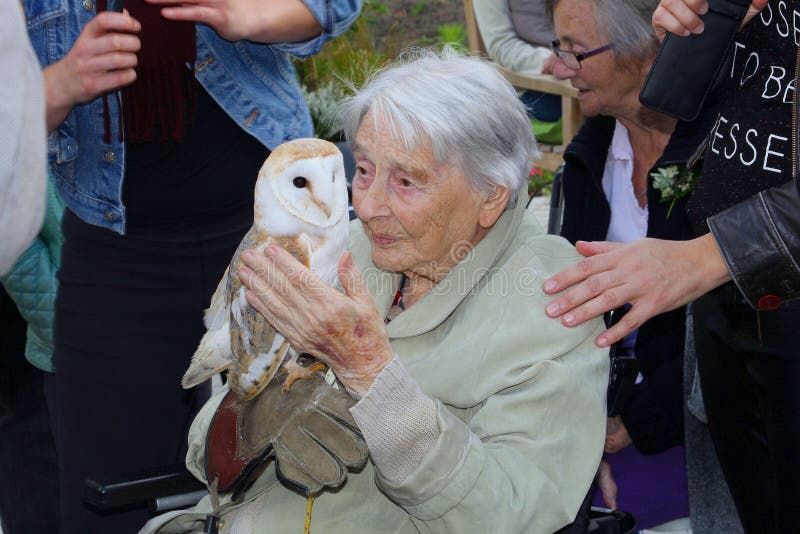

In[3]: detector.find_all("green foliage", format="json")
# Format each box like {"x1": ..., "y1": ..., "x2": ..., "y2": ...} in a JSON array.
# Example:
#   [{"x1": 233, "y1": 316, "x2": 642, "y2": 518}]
[
  {"x1": 294, "y1": 1, "x2": 395, "y2": 140},
  {"x1": 301, "y1": 82, "x2": 349, "y2": 142},
  {"x1": 436, "y1": 23, "x2": 467, "y2": 50},
  {"x1": 295, "y1": 1, "x2": 391, "y2": 93},
  {"x1": 297, "y1": 0, "x2": 468, "y2": 141},
  {"x1": 651, "y1": 164, "x2": 698, "y2": 218}
]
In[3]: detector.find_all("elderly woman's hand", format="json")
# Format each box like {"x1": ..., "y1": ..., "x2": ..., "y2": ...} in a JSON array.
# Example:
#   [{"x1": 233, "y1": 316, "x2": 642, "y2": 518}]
[
  {"x1": 542, "y1": 234, "x2": 730, "y2": 348},
  {"x1": 652, "y1": 0, "x2": 768, "y2": 41},
  {"x1": 238, "y1": 247, "x2": 394, "y2": 397}
]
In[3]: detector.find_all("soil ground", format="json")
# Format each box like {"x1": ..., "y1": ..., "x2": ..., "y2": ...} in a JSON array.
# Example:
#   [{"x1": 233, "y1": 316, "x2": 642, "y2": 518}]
[{"x1": 369, "y1": 0, "x2": 466, "y2": 51}]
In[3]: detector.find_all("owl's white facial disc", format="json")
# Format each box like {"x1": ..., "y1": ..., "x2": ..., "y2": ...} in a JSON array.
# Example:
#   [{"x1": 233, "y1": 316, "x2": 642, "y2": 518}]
[{"x1": 271, "y1": 153, "x2": 348, "y2": 229}]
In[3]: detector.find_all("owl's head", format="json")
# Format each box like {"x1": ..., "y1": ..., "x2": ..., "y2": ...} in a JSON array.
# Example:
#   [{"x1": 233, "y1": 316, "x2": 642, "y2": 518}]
[{"x1": 254, "y1": 138, "x2": 348, "y2": 232}]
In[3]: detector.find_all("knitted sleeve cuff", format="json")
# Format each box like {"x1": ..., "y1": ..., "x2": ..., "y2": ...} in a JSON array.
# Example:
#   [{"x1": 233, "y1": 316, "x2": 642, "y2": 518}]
[{"x1": 350, "y1": 356, "x2": 440, "y2": 485}]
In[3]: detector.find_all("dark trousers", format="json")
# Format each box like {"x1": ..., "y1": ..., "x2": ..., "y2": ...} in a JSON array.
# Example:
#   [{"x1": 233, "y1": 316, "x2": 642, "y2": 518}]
[
  {"x1": 52, "y1": 210, "x2": 250, "y2": 534},
  {"x1": 694, "y1": 284, "x2": 800, "y2": 533},
  {"x1": 520, "y1": 90, "x2": 562, "y2": 122},
  {"x1": 0, "y1": 287, "x2": 60, "y2": 534}
]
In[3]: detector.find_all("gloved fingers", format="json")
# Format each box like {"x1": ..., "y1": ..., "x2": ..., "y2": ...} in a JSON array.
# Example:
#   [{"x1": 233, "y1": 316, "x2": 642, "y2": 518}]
[
  {"x1": 311, "y1": 385, "x2": 362, "y2": 430},
  {"x1": 274, "y1": 427, "x2": 347, "y2": 493},
  {"x1": 274, "y1": 455, "x2": 325, "y2": 497},
  {"x1": 299, "y1": 408, "x2": 369, "y2": 468}
]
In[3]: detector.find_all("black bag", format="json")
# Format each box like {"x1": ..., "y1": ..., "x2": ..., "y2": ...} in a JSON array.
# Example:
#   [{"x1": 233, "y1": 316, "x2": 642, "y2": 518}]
[{"x1": 639, "y1": 0, "x2": 751, "y2": 121}]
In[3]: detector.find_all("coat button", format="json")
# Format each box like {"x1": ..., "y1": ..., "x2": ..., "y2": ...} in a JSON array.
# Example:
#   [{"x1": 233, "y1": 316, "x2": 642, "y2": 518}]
[
  {"x1": 82, "y1": 0, "x2": 94, "y2": 10},
  {"x1": 757, "y1": 294, "x2": 781, "y2": 311},
  {"x1": 104, "y1": 151, "x2": 116, "y2": 162},
  {"x1": 103, "y1": 211, "x2": 116, "y2": 222}
]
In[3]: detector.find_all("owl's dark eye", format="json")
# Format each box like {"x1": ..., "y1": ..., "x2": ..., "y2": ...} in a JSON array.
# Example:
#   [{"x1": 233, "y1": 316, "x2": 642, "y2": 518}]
[{"x1": 293, "y1": 176, "x2": 308, "y2": 188}]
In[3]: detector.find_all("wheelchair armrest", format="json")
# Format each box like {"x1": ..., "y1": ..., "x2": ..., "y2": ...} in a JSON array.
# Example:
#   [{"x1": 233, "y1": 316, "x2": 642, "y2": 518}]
[
  {"x1": 604, "y1": 307, "x2": 640, "y2": 417},
  {"x1": 589, "y1": 507, "x2": 637, "y2": 534},
  {"x1": 84, "y1": 464, "x2": 206, "y2": 511}
]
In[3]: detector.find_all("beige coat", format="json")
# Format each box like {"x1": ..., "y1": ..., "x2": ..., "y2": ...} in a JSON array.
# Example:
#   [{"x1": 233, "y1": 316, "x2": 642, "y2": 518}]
[{"x1": 141, "y1": 195, "x2": 609, "y2": 534}]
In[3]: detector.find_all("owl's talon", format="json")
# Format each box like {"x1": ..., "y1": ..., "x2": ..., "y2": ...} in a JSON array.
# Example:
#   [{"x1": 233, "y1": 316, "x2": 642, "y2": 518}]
[{"x1": 282, "y1": 359, "x2": 328, "y2": 392}]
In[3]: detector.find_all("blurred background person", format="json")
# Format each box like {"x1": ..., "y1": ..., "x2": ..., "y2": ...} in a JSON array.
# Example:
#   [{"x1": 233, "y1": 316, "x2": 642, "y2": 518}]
[
  {"x1": 0, "y1": 1, "x2": 51, "y2": 531},
  {"x1": 22, "y1": 0, "x2": 360, "y2": 531},
  {"x1": 0, "y1": 0, "x2": 46, "y2": 276},
  {"x1": 0, "y1": 172, "x2": 64, "y2": 534},
  {"x1": 473, "y1": 0, "x2": 561, "y2": 129}
]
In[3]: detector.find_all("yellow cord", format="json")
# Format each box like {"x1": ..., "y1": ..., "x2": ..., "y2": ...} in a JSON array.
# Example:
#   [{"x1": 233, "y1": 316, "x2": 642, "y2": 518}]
[{"x1": 304, "y1": 494, "x2": 316, "y2": 534}]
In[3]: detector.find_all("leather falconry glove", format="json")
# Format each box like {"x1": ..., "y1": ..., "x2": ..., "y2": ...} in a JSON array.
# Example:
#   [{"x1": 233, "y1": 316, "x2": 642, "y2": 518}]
[{"x1": 205, "y1": 369, "x2": 369, "y2": 501}]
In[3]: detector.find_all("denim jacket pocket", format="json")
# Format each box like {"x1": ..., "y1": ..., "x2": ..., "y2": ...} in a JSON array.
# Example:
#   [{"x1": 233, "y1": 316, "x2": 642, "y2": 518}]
[
  {"x1": 52, "y1": 114, "x2": 79, "y2": 165},
  {"x1": 23, "y1": 0, "x2": 69, "y2": 70},
  {"x1": 23, "y1": 0, "x2": 67, "y2": 28}
]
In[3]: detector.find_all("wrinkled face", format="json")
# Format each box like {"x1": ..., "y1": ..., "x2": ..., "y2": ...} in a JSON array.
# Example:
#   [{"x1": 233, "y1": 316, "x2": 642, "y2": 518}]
[
  {"x1": 551, "y1": 0, "x2": 645, "y2": 118},
  {"x1": 351, "y1": 112, "x2": 493, "y2": 282}
]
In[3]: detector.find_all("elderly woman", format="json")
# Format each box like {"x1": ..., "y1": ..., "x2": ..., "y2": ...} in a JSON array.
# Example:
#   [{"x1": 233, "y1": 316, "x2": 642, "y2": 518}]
[
  {"x1": 141, "y1": 48, "x2": 608, "y2": 533},
  {"x1": 543, "y1": 0, "x2": 718, "y2": 529}
]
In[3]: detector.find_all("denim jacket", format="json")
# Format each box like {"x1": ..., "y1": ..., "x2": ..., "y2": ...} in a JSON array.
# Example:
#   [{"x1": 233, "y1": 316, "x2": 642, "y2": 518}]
[{"x1": 23, "y1": 0, "x2": 360, "y2": 233}]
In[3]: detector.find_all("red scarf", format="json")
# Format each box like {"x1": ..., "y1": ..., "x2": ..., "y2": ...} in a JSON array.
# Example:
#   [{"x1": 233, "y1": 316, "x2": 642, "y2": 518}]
[{"x1": 99, "y1": 0, "x2": 196, "y2": 143}]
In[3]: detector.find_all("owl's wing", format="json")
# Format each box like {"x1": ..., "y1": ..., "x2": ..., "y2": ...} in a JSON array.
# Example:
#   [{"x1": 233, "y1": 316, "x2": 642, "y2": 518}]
[
  {"x1": 182, "y1": 225, "x2": 267, "y2": 390},
  {"x1": 181, "y1": 267, "x2": 234, "y2": 389},
  {"x1": 229, "y1": 293, "x2": 292, "y2": 401},
  {"x1": 228, "y1": 233, "x2": 313, "y2": 401},
  {"x1": 204, "y1": 266, "x2": 231, "y2": 330}
]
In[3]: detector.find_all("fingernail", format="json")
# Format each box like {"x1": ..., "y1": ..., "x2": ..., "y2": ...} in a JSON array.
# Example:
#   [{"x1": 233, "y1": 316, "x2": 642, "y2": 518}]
[
  {"x1": 546, "y1": 302, "x2": 559, "y2": 316},
  {"x1": 543, "y1": 279, "x2": 557, "y2": 293},
  {"x1": 263, "y1": 246, "x2": 275, "y2": 257},
  {"x1": 597, "y1": 335, "x2": 608, "y2": 347},
  {"x1": 692, "y1": 21, "x2": 704, "y2": 34},
  {"x1": 563, "y1": 313, "x2": 574, "y2": 326}
]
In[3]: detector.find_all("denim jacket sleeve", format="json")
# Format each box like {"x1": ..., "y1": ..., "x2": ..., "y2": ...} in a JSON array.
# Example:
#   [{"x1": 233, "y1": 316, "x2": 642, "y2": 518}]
[
  {"x1": 271, "y1": 0, "x2": 361, "y2": 58},
  {"x1": 707, "y1": 177, "x2": 800, "y2": 309}
]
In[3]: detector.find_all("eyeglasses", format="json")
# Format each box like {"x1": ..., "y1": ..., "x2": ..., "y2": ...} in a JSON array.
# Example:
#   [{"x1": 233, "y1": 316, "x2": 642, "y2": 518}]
[{"x1": 550, "y1": 39, "x2": 613, "y2": 70}]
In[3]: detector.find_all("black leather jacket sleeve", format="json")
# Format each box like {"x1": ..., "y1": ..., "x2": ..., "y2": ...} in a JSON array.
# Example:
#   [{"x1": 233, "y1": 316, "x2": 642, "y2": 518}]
[{"x1": 707, "y1": 177, "x2": 800, "y2": 309}]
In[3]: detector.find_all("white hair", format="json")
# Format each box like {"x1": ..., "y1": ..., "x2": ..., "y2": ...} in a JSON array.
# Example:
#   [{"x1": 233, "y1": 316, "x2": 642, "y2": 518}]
[{"x1": 339, "y1": 47, "x2": 537, "y2": 206}]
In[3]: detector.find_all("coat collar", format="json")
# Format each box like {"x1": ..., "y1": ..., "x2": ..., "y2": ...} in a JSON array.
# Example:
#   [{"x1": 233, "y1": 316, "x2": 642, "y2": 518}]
[{"x1": 349, "y1": 191, "x2": 528, "y2": 339}]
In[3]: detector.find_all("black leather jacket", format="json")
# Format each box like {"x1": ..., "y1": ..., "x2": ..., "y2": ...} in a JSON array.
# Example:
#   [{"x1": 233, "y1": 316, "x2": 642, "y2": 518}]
[{"x1": 707, "y1": 46, "x2": 800, "y2": 311}]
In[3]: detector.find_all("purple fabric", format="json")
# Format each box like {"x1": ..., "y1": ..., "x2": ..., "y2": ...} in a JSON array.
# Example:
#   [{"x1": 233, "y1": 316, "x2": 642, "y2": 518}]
[{"x1": 592, "y1": 446, "x2": 689, "y2": 529}]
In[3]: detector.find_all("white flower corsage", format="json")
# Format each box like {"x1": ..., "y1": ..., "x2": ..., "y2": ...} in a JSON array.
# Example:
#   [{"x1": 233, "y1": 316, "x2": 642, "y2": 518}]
[{"x1": 651, "y1": 164, "x2": 698, "y2": 218}]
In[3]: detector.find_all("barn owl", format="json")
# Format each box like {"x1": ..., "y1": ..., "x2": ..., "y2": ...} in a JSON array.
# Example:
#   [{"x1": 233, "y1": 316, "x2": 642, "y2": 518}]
[{"x1": 182, "y1": 138, "x2": 350, "y2": 401}]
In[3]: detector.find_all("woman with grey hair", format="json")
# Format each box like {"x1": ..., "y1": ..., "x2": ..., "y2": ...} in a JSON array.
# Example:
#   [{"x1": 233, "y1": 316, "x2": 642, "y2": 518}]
[
  {"x1": 542, "y1": 0, "x2": 719, "y2": 531},
  {"x1": 141, "y1": 47, "x2": 609, "y2": 534}
]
